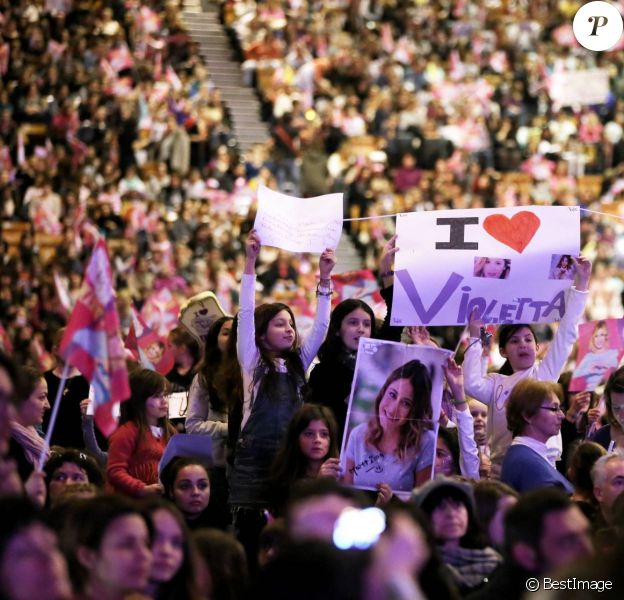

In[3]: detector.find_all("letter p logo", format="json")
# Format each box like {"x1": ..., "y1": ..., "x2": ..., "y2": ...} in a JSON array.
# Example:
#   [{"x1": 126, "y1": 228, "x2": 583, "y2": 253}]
[
  {"x1": 573, "y1": 2, "x2": 623, "y2": 51},
  {"x1": 589, "y1": 15, "x2": 609, "y2": 36}
]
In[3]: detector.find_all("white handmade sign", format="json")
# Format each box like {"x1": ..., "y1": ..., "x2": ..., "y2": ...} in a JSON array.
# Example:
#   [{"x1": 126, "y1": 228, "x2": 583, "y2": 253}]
[
  {"x1": 548, "y1": 69, "x2": 610, "y2": 107},
  {"x1": 391, "y1": 206, "x2": 580, "y2": 326},
  {"x1": 254, "y1": 184, "x2": 343, "y2": 253}
]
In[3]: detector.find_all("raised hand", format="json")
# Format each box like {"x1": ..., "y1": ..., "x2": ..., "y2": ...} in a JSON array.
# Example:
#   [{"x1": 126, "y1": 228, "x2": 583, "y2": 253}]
[
  {"x1": 572, "y1": 256, "x2": 592, "y2": 292},
  {"x1": 468, "y1": 306, "x2": 484, "y2": 339},
  {"x1": 318, "y1": 457, "x2": 341, "y2": 479},
  {"x1": 245, "y1": 229, "x2": 261, "y2": 260},
  {"x1": 319, "y1": 248, "x2": 336, "y2": 281},
  {"x1": 379, "y1": 234, "x2": 398, "y2": 288}
]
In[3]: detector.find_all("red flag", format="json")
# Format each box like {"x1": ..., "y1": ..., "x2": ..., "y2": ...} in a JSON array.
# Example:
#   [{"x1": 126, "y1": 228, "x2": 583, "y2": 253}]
[
  {"x1": 59, "y1": 240, "x2": 130, "y2": 436},
  {"x1": 0, "y1": 323, "x2": 12, "y2": 353},
  {"x1": 126, "y1": 306, "x2": 175, "y2": 375},
  {"x1": 331, "y1": 270, "x2": 383, "y2": 308}
]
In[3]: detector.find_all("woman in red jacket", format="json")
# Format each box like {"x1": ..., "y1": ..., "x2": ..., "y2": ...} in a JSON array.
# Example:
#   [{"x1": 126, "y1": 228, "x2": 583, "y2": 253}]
[{"x1": 107, "y1": 368, "x2": 175, "y2": 497}]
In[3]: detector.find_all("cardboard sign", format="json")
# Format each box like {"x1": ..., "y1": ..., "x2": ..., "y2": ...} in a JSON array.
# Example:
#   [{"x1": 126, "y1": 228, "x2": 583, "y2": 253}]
[
  {"x1": 340, "y1": 338, "x2": 451, "y2": 493},
  {"x1": 254, "y1": 184, "x2": 343, "y2": 252},
  {"x1": 178, "y1": 291, "x2": 228, "y2": 343},
  {"x1": 391, "y1": 207, "x2": 580, "y2": 326}
]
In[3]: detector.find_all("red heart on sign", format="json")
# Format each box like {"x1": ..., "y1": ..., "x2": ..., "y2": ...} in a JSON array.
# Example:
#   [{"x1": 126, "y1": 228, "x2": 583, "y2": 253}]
[{"x1": 482, "y1": 211, "x2": 541, "y2": 254}]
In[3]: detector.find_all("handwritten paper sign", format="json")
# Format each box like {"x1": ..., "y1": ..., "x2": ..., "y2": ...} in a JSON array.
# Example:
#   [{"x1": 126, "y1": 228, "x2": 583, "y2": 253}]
[
  {"x1": 570, "y1": 319, "x2": 624, "y2": 392},
  {"x1": 548, "y1": 70, "x2": 610, "y2": 108},
  {"x1": 391, "y1": 207, "x2": 580, "y2": 326},
  {"x1": 254, "y1": 184, "x2": 343, "y2": 253},
  {"x1": 340, "y1": 338, "x2": 450, "y2": 493}
]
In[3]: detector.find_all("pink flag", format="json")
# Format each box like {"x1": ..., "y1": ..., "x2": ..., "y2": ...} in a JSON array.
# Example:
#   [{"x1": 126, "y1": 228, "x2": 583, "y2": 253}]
[
  {"x1": 140, "y1": 288, "x2": 181, "y2": 337},
  {"x1": 331, "y1": 270, "x2": 383, "y2": 307},
  {"x1": 59, "y1": 240, "x2": 130, "y2": 436},
  {"x1": 126, "y1": 306, "x2": 175, "y2": 375},
  {"x1": 53, "y1": 271, "x2": 74, "y2": 317}
]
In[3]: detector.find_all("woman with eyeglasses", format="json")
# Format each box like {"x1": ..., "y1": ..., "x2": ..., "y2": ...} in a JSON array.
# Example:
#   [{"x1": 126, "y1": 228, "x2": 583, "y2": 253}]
[{"x1": 501, "y1": 379, "x2": 573, "y2": 494}]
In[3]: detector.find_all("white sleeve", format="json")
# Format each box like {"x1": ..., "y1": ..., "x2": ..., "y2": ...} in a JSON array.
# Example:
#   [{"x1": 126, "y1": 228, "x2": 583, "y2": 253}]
[
  {"x1": 452, "y1": 407, "x2": 481, "y2": 480},
  {"x1": 463, "y1": 338, "x2": 495, "y2": 405}
]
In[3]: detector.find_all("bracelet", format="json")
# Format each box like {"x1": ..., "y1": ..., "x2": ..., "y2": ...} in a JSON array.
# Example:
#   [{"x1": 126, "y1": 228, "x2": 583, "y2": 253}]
[
  {"x1": 316, "y1": 282, "x2": 333, "y2": 297},
  {"x1": 452, "y1": 398, "x2": 467, "y2": 406},
  {"x1": 380, "y1": 270, "x2": 394, "y2": 278}
]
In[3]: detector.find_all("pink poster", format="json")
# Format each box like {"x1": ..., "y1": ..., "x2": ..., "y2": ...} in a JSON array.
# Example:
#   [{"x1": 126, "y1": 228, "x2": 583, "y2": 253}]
[{"x1": 570, "y1": 319, "x2": 624, "y2": 392}]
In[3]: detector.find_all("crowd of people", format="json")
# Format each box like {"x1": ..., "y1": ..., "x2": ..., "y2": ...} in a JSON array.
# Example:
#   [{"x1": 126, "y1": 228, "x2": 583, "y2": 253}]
[{"x1": 2, "y1": 0, "x2": 624, "y2": 598}]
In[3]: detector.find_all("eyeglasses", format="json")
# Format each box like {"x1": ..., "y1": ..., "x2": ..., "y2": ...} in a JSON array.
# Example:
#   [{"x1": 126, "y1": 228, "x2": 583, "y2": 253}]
[{"x1": 539, "y1": 405, "x2": 563, "y2": 414}]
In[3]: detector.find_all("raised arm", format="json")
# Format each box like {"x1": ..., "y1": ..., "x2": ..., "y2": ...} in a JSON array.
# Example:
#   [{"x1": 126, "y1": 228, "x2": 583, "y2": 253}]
[
  {"x1": 237, "y1": 229, "x2": 262, "y2": 372},
  {"x1": 444, "y1": 358, "x2": 480, "y2": 480},
  {"x1": 377, "y1": 235, "x2": 404, "y2": 343},
  {"x1": 300, "y1": 248, "x2": 335, "y2": 369},
  {"x1": 463, "y1": 308, "x2": 495, "y2": 404},
  {"x1": 537, "y1": 256, "x2": 591, "y2": 381}
]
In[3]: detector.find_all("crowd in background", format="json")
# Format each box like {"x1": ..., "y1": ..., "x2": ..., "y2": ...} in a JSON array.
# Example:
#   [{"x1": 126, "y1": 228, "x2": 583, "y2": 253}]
[{"x1": 2, "y1": 1, "x2": 624, "y2": 598}]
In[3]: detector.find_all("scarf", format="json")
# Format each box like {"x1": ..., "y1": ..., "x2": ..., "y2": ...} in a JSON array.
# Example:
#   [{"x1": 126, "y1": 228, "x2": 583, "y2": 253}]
[
  {"x1": 438, "y1": 544, "x2": 502, "y2": 590},
  {"x1": 10, "y1": 421, "x2": 48, "y2": 465}
]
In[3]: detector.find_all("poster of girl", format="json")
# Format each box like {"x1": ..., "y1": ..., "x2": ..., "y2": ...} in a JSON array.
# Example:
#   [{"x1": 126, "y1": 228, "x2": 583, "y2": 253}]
[
  {"x1": 341, "y1": 339, "x2": 450, "y2": 493},
  {"x1": 473, "y1": 257, "x2": 511, "y2": 279},
  {"x1": 570, "y1": 319, "x2": 624, "y2": 392}
]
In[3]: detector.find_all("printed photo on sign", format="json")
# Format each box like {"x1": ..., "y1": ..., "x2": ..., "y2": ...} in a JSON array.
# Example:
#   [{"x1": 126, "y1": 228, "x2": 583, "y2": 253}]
[
  {"x1": 391, "y1": 206, "x2": 580, "y2": 326},
  {"x1": 340, "y1": 338, "x2": 451, "y2": 493},
  {"x1": 473, "y1": 257, "x2": 511, "y2": 279},
  {"x1": 570, "y1": 319, "x2": 624, "y2": 392},
  {"x1": 548, "y1": 254, "x2": 576, "y2": 281}
]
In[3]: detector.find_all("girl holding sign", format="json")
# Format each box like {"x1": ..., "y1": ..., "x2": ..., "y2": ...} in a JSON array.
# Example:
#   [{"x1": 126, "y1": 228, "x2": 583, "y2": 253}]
[
  {"x1": 464, "y1": 256, "x2": 592, "y2": 478},
  {"x1": 342, "y1": 359, "x2": 436, "y2": 492},
  {"x1": 229, "y1": 229, "x2": 335, "y2": 561},
  {"x1": 308, "y1": 235, "x2": 401, "y2": 436}
]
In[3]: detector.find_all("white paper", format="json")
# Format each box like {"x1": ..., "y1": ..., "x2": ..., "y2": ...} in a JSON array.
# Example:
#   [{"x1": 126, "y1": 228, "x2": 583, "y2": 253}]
[
  {"x1": 254, "y1": 184, "x2": 343, "y2": 252},
  {"x1": 391, "y1": 206, "x2": 580, "y2": 326},
  {"x1": 168, "y1": 391, "x2": 188, "y2": 419},
  {"x1": 548, "y1": 69, "x2": 610, "y2": 107}
]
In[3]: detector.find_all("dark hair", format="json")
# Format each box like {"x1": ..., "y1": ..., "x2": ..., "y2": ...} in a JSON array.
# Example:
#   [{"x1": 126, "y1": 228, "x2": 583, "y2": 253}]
[
  {"x1": 0, "y1": 497, "x2": 42, "y2": 562},
  {"x1": 15, "y1": 366, "x2": 44, "y2": 406},
  {"x1": 506, "y1": 379, "x2": 562, "y2": 437},
  {"x1": 270, "y1": 405, "x2": 339, "y2": 513},
  {"x1": 193, "y1": 529, "x2": 248, "y2": 600},
  {"x1": 503, "y1": 488, "x2": 573, "y2": 560},
  {"x1": 604, "y1": 366, "x2": 624, "y2": 429},
  {"x1": 285, "y1": 478, "x2": 366, "y2": 530},
  {"x1": 63, "y1": 494, "x2": 152, "y2": 592},
  {"x1": 0, "y1": 349, "x2": 22, "y2": 406},
  {"x1": 161, "y1": 457, "x2": 210, "y2": 500},
  {"x1": 253, "y1": 303, "x2": 305, "y2": 400},
  {"x1": 473, "y1": 480, "x2": 519, "y2": 546},
  {"x1": 556, "y1": 254, "x2": 573, "y2": 269},
  {"x1": 475, "y1": 257, "x2": 511, "y2": 279},
  {"x1": 419, "y1": 484, "x2": 485, "y2": 549},
  {"x1": 45, "y1": 448, "x2": 105, "y2": 489},
  {"x1": 567, "y1": 441, "x2": 606, "y2": 499},
  {"x1": 142, "y1": 498, "x2": 201, "y2": 600},
  {"x1": 317, "y1": 299, "x2": 376, "y2": 362},
  {"x1": 120, "y1": 368, "x2": 173, "y2": 443},
  {"x1": 196, "y1": 317, "x2": 235, "y2": 414},
  {"x1": 168, "y1": 326, "x2": 201, "y2": 365},
  {"x1": 497, "y1": 324, "x2": 537, "y2": 374},
  {"x1": 437, "y1": 426, "x2": 460, "y2": 476},
  {"x1": 366, "y1": 360, "x2": 433, "y2": 460}
]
